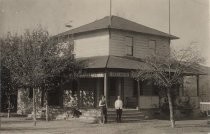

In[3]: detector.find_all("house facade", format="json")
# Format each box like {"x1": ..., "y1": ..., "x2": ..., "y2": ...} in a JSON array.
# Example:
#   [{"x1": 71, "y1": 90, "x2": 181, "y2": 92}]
[
  {"x1": 14, "y1": 16, "x2": 205, "y2": 116},
  {"x1": 50, "y1": 16, "x2": 182, "y2": 109}
]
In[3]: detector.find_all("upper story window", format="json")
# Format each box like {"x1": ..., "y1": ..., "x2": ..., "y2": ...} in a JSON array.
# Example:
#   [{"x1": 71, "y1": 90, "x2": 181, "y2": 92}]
[
  {"x1": 148, "y1": 40, "x2": 156, "y2": 54},
  {"x1": 125, "y1": 36, "x2": 133, "y2": 56}
]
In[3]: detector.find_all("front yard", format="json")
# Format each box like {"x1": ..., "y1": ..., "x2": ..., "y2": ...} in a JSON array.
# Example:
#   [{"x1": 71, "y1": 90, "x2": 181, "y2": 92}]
[{"x1": 0, "y1": 117, "x2": 210, "y2": 134}]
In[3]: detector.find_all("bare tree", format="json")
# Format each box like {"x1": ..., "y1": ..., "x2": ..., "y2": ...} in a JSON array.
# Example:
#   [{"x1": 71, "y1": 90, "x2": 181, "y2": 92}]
[{"x1": 133, "y1": 46, "x2": 205, "y2": 128}]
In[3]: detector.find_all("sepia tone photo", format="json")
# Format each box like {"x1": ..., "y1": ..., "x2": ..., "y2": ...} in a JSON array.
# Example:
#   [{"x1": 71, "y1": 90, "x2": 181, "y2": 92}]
[{"x1": 0, "y1": 0, "x2": 210, "y2": 133}]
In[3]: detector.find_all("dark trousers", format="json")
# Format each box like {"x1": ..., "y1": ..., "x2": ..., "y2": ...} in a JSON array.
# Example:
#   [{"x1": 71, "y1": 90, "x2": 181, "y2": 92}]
[
  {"x1": 101, "y1": 107, "x2": 107, "y2": 123},
  {"x1": 116, "y1": 109, "x2": 122, "y2": 122},
  {"x1": 72, "y1": 108, "x2": 81, "y2": 118}
]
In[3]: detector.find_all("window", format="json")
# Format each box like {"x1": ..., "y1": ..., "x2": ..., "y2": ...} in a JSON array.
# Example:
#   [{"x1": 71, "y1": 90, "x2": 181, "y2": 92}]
[
  {"x1": 148, "y1": 40, "x2": 156, "y2": 54},
  {"x1": 125, "y1": 36, "x2": 133, "y2": 56},
  {"x1": 141, "y1": 80, "x2": 158, "y2": 96}
]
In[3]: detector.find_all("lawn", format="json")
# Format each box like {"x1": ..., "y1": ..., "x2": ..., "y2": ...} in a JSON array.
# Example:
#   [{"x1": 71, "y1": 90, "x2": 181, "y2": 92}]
[{"x1": 0, "y1": 117, "x2": 210, "y2": 134}]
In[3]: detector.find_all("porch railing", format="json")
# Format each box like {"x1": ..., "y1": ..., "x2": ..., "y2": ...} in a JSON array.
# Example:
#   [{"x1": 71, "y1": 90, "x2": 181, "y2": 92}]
[{"x1": 200, "y1": 102, "x2": 210, "y2": 112}]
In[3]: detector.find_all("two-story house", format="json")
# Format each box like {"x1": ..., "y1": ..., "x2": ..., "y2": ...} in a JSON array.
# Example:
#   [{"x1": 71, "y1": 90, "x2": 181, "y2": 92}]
[{"x1": 51, "y1": 16, "x2": 182, "y2": 109}]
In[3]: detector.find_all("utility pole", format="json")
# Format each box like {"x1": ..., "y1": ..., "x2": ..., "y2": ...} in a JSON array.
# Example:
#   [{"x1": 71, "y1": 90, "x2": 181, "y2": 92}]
[
  {"x1": 169, "y1": 0, "x2": 171, "y2": 34},
  {"x1": 168, "y1": 0, "x2": 171, "y2": 54},
  {"x1": 109, "y1": 0, "x2": 112, "y2": 26}
]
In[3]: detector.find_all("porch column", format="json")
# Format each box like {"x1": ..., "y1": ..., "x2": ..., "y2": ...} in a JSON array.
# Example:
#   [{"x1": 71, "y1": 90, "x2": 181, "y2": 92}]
[
  {"x1": 104, "y1": 72, "x2": 108, "y2": 106},
  {"x1": 196, "y1": 75, "x2": 200, "y2": 97},
  {"x1": 137, "y1": 80, "x2": 140, "y2": 109},
  {"x1": 96, "y1": 78, "x2": 101, "y2": 107}
]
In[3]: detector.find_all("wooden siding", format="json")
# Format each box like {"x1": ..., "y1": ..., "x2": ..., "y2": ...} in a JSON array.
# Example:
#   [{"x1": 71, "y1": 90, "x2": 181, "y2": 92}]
[
  {"x1": 199, "y1": 75, "x2": 210, "y2": 101},
  {"x1": 139, "y1": 96, "x2": 159, "y2": 109},
  {"x1": 74, "y1": 31, "x2": 109, "y2": 58},
  {"x1": 183, "y1": 76, "x2": 198, "y2": 97},
  {"x1": 141, "y1": 81, "x2": 154, "y2": 96},
  {"x1": 109, "y1": 30, "x2": 170, "y2": 58}
]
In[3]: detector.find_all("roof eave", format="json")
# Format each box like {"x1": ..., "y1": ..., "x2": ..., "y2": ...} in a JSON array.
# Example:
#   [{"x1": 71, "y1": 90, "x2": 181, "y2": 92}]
[
  {"x1": 52, "y1": 16, "x2": 179, "y2": 39},
  {"x1": 54, "y1": 27, "x2": 179, "y2": 40}
]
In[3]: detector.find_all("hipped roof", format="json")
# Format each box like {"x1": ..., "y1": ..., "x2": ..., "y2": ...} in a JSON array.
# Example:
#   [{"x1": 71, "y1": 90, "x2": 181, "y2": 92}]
[{"x1": 55, "y1": 16, "x2": 179, "y2": 39}]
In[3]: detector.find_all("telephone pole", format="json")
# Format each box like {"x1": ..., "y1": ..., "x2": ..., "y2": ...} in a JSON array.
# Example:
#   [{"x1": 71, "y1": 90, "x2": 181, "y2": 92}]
[
  {"x1": 109, "y1": 0, "x2": 112, "y2": 26},
  {"x1": 169, "y1": 0, "x2": 171, "y2": 34}
]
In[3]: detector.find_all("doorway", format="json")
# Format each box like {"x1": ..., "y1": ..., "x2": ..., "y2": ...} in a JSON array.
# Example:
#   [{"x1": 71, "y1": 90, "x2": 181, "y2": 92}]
[{"x1": 108, "y1": 77, "x2": 123, "y2": 107}]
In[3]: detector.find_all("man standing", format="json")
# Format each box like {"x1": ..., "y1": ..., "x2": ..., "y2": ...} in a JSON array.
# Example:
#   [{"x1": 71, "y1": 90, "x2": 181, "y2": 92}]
[
  {"x1": 99, "y1": 95, "x2": 107, "y2": 124},
  {"x1": 115, "y1": 96, "x2": 123, "y2": 122}
]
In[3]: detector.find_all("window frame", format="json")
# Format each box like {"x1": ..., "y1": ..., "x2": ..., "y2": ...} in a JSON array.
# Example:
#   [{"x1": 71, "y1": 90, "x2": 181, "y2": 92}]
[
  {"x1": 148, "y1": 40, "x2": 157, "y2": 54},
  {"x1": 125, "y1": 36, "x2": 134, "y2": 56}
]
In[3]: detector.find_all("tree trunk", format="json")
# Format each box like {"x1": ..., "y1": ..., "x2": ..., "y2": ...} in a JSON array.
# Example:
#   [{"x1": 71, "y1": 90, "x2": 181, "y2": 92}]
[
  {"x1": 41, "y1": 88, "x2": 44, "y2": 107},
  {"x1": 45, "y1": 90, "x2": 49, "y2": 121},
  {"x1": 33, "y1": 88, "x2": 37, "y2": 126},
  {"x1": 7, "y1": 96, "x2": 11, "y2": 118},
  {"x1": 0, "y1": 116, "x2": 1, "y2": 129},
  {"x1": 167, "y1": 88, "x2": 175, "y2": 128}
]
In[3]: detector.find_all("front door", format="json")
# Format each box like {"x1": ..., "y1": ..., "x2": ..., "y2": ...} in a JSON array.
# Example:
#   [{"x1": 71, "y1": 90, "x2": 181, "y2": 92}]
[{"x1": 108, "y1": 78, "x2": 123, "y2": 107}]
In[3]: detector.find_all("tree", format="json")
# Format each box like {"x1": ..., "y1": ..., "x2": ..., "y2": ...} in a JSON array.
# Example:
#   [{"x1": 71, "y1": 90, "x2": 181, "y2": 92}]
[
  {"x1": 133, "y1": 46, "x2": 204, "y2": 128},
  {"x1": 0, "y1": 33, "x2": 20, "y2": 119},
  {"x1": 0, "y1": 27, "x2": 81, "y2": 126},
  {"x1": 0, "y1": 66, "x2": 17, "y2": 118}
]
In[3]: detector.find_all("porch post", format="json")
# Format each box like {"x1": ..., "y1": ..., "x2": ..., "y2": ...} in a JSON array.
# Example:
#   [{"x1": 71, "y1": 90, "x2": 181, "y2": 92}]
[
  {"x1": 137, "y1": 80, "x2": 140, "y2": 109},
  {"x1": 96, "y1": 78, "x2": 102, "y2": 107},
  {"x1": 196, "y1": 75, "x2": 200, "y2": 97},
  {"x1": 104, "y1": 72, "x2": 108, "y2": 107}
]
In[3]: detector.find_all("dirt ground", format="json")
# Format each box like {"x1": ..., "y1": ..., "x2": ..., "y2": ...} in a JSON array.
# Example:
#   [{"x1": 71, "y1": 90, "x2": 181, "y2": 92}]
[{"x1": 0, "y1": 117, "x2": 210, "y2": 134}]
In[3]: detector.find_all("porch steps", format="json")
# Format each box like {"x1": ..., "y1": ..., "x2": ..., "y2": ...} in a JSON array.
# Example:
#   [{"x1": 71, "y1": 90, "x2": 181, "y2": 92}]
[{"x1": 107, "y1": 109, "x2": 145, "y2": 122}]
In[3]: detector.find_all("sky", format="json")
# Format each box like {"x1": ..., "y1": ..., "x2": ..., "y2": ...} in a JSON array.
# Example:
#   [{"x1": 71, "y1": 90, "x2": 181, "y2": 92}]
[{"x1": 0, "y1": 0, "x2": 209, "y2": 65}]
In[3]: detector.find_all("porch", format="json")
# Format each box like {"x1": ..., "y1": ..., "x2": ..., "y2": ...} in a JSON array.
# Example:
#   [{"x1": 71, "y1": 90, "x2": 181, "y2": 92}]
[
  {"x1": 48, "y1": 72, "x2": 160, "y2": 109},
  {"x1": 47, "y1": 55, "x2": 202, "y2": 110}
]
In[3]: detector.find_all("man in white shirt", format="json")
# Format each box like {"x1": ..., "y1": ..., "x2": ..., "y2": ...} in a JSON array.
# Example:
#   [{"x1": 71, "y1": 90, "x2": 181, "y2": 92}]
[{"x1": 114, "y1": 96, "x2": 123, "y2": 122}]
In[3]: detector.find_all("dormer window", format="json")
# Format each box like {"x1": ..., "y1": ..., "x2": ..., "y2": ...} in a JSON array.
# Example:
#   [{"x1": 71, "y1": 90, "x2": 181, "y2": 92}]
[{"x1": 125, "y1": 36, "x2": 133, "y2": 56}]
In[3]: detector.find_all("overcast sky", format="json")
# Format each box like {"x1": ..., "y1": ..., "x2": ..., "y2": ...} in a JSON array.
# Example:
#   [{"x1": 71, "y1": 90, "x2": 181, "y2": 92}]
[{"x1": 0, "y1": 0, "x2": 209, "y2": 65}]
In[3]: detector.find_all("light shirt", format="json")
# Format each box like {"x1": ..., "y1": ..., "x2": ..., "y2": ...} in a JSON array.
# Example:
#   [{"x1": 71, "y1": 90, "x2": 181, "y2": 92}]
[
  {"x1": 99, "y1": 99, "x2": 106, "y2": 107},
  {"x1": 115, "y1": 99, "x2": 123, "y2": 109}
]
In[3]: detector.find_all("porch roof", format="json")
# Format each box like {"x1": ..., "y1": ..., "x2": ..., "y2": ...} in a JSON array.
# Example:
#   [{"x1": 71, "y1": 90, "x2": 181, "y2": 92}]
[
  {"x1": 77, "y1": 56, "x2": 207, "y2": 75},
  {"x1": 77, "y1": 55, "x2": 150, "y2": 70}
]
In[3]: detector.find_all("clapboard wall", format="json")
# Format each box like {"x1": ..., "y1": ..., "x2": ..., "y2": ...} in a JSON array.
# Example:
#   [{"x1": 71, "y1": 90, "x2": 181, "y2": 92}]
[
  {"x1": 74, "y1": 30, "x2": 109, "y2": 58},
  {"x1": 73, "y1": 29, "x2": 170, "y2": 59},
  {"x1": 109, "y1": 30, "x2": 170, "y2": 59}
]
